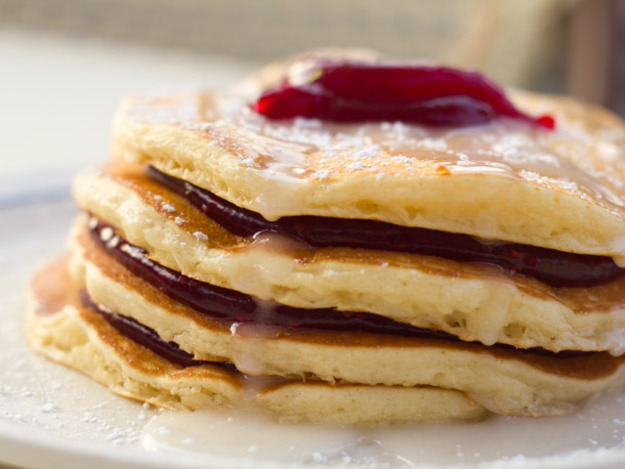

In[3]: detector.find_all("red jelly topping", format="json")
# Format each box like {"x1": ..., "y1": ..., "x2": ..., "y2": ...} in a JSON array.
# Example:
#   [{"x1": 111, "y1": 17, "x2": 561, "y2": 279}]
[
  {"x1": 149, "y1": 167, "x2": 624, "y2": 288},
  {"x1": 253, "y1": 59, "x2": 554, "y2": 128}
]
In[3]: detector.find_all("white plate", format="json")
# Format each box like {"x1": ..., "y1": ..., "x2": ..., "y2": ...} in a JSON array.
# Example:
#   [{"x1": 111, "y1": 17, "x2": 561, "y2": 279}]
[{"x1": 3, "y1": 192, "x2": 625, "y2": 469}]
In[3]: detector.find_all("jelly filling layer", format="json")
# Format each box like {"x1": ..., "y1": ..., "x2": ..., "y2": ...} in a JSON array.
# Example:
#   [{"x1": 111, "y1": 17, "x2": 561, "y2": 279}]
[
  {"x1": 80, "y1": 290, "x2": 239, "y2": 369},
  {"x1": 253, "y1": 59, "x2": 554, "y2": 129},
  {"x1": 149, "y1": 167, "x2": 624, "y2": 288},
  {"x1": 91, "y1": 221, "x2": 454, "y2": 341},
  {"x1": 81, "y1": 290, "x2": 206, "y2": 368},
  {"x1": 89, "y1": 220, "x2": 586, "y2": 359}
]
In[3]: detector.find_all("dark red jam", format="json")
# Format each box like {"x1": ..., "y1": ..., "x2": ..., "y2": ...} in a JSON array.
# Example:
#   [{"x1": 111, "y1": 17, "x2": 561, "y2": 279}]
[
  {"x1": 89, "y1": 221, "x2": 586, "y2": 358},
  {"x1": 253, "y1": 60, "x2": 555, "y2": 129},
  {"x1": 80, "y1": 290, "x2": 211, "y2": 368},
  {"x1": 149, "y1": 167, "x2": 624, "y2": 288},
  {"x1": 90, "y1": 221, "x2": 454, "y2": 341}
]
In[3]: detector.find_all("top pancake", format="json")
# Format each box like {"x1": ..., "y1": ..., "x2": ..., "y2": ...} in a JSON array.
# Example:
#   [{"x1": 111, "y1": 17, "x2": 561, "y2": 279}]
[{"x1": 111, "y1": 53, "x2": 625, "y2": 257}]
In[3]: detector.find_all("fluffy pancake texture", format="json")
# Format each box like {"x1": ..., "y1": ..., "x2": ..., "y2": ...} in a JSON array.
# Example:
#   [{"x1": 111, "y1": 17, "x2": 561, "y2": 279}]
[
  {"x1": 73, "y1": 163, "x2": 625, "y2": 354},
  {"x1": 27, "y1": 257, "x2": 487, "y2": 424},
  {"x1": 112, "y1": 87, "x2": 625, "y2": 258},
  {"x1": 64, "y1": 224, "x2": 625, "y2": 417},
  {"x1": 27, "y1": 50, "x2": 625, "y2": 424}
]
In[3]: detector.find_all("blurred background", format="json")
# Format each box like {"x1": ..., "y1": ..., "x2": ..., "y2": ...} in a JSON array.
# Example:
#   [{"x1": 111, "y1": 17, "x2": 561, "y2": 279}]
[{"x1": 0, "y1": 0, "x2": 624, "y2": 195}]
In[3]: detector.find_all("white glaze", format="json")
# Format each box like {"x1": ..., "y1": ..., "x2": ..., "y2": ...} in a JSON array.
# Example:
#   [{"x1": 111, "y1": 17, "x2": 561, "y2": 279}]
[{"x1": 141, "y1": 388, "x2": 625, "y2": 467}]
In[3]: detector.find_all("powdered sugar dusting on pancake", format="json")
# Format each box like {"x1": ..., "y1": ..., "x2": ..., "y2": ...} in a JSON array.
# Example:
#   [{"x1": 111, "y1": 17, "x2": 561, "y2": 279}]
[{"x1": 123, "y1": 90, "x2": 625, "y2": 216}]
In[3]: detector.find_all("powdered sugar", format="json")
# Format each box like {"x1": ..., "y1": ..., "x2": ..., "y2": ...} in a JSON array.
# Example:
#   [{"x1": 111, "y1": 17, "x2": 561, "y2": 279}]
[
  {"x1": 161, "y1": 203, "x2": 176, "y2": 213},
  {"x1": 193, "y1": 231, "x2": 209, "y2": 242},
  {"x1": 122, "y1": 88, "x2": 625, "y2": 227}
]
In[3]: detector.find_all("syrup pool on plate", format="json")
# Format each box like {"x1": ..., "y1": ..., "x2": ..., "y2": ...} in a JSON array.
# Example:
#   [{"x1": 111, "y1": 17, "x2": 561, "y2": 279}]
[{"x1": 142, "y1": 388, "x2": 625, "y2": 467}]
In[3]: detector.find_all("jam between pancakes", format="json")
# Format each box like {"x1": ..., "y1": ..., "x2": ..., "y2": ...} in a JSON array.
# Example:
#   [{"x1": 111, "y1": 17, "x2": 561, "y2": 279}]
[
  {"x1": 81, "y1": 290, "x2": 209, "y2": 368},
  {"x1": 91, "y1": 220, "x2": 454, "y2": 340},
  {"x1": 89, "y1": 220, "x2": 590, "y2": 360},
  {"x1": 148, "y1": 167, "x2": 625, "y2": 288}
]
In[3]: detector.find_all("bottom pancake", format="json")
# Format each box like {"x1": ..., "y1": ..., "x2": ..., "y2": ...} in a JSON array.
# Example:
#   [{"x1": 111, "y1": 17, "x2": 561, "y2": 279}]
[{"x1": 26, "y1": 257, "x2": 487, "y2": 425}]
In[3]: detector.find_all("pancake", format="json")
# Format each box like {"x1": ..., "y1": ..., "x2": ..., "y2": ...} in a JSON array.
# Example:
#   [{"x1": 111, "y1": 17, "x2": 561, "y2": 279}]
[
  {"x1": 27, "y1": 257, "x2": 487, "y2": 424},
  {"x1": 65, "y1": 221, "x2": 625, "y2": 417},
  {"x1": 27, "y1": 50, "x2": 625, "y2": 424},
  {"x1": 111, "y1": 85, "x2": 625, "y2": 259},
  {"x1": 72, "y1": 162, "x2": 625, "y2": 354}
]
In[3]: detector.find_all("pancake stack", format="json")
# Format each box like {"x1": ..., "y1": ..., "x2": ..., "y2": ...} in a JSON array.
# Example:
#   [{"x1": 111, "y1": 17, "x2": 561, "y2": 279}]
[{"x1": 27, "y1": 51, "x2": 625, "y2": 425}]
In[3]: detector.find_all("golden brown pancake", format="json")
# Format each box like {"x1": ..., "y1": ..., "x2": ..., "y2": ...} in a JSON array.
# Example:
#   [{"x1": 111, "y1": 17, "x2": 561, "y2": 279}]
[
  {"x1": 27, "y1": 257, "x2": 486, "y2": 424},
  {"x1": 112, "y1": 87, "x2": 625, "y2": 258},
  {"x1": 27, "y1": 50, "x2": 625, "y2": 424},
  {"x1": 72, "y1": 162, "x2": 625, "y2": 354},
  {"x1": 64, "y1": 222, "x2": 625, "y2": 417}
]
